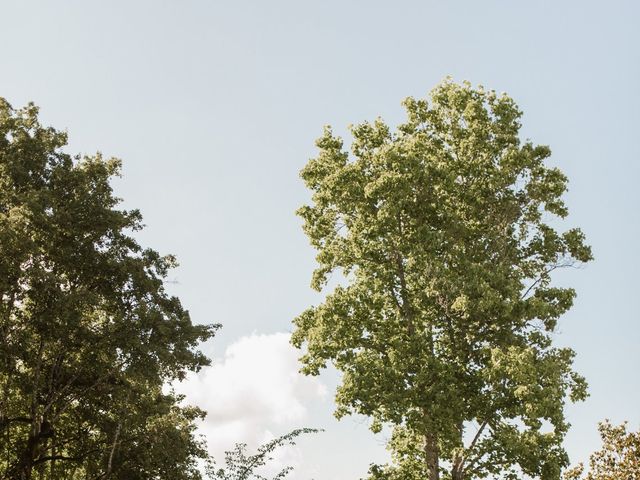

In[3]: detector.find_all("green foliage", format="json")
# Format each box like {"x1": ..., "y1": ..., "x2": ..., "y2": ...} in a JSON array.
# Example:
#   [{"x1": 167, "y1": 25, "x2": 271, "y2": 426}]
[
  {"x1": 0, "y1": 98, "x2": 216, "y2": 479},
  {"x1": 292, "y1": 79, "x2": 592, "y2": 480},
  {"x1": 207, "y1": 428, "x2": 320, "y2": 480},
  {"x1": 564, "y1": 421, "x2": 640, "y2": 480}
]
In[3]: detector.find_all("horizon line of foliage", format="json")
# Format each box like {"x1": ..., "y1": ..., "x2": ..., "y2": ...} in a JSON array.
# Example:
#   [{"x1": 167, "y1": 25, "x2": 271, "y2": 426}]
[{"x1": 292, "y1": 78, "x2": 593, "y2": 480}]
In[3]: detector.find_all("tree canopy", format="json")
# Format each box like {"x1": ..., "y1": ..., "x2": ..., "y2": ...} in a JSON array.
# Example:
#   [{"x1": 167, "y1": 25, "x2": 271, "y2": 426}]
[
  {"x1": 0, "y1": 99, "x2": 216, "y2": 479},
  {"x1": 564, "y1": 421, "x2": 640, "y2": 480},
  {"x1": 292, "y1": 79, "x2": 592, "y2": 480}
]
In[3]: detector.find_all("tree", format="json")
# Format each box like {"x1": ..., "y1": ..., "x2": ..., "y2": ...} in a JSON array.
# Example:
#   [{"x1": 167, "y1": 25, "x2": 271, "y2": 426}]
[
  {"x1": 564, "y1": 421, "x2": 640, "y2": 480},
  {"x1": 0, "y1": 99, "x2": 216, "y2": 479},
  {"x1": 207, "y1": 428, "x2": 320, "y2": 480},
  {"x1": 291, "y1": 79, "x2": 592, "y2": 480}
]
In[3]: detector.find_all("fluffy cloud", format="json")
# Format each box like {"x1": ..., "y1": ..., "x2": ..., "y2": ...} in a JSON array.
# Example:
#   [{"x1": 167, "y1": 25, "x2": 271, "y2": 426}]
[{"x1": 174, "y1": 332, "x2": 326, "y2": 473}]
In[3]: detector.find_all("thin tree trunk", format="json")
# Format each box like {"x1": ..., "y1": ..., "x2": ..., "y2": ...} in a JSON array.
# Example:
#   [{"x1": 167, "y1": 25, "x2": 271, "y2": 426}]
[
  {"x1": 8, "y1": 432, "x2": 39, "y2": 480},
  {"x1": 451, "y1": 457, "x2": 464, "y2": 480},
  {"x1": 424, "y1": 432, "x2": 439, "y2": 480},
  {"x1": 451, "y1": 421, "x2": 465, "y2": 480}
]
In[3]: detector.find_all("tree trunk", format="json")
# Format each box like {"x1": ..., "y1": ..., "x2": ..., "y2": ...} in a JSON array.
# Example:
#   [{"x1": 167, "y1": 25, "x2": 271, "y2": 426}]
[
  {"x1": 424, "y1": 432, "x2": 439, "y2": 480},
  {"x1": 7, "y1": 435, "x2": 38, "y2": 480},
  {"x1": 451, "y1": 461, "x2": 464, "y2": 480},
  {"x1": 451, "y1": 422, "x2": 465, "y2": 480},
  {"x1": 6, "y1": 417, "x2": 49, "y2": 480}
]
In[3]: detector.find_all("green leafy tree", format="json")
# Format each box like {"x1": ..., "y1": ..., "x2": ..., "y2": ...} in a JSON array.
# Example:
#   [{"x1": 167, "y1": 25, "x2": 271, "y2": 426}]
[
  {"x1": 291, "y1": 79, "x2": 592, "y2": 480},
  {"x1": 0, "y1": 99, "x2": 216, "y2": 479},
  {"x1": 207, "y1": 428, "x2": 320, "y2": 480},
  {"x1": 564, "y1": 421, "x2": 640, "y2": 480}
]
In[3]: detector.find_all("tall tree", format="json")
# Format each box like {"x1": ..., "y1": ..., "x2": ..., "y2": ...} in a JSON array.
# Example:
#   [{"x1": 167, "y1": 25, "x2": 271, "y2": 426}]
[
  {"x1": 0, "y1": 99, "x2": 216, "y2": 479},
  {"x1": 291, "y1": 79, "x2": 592, "y2": 480}
]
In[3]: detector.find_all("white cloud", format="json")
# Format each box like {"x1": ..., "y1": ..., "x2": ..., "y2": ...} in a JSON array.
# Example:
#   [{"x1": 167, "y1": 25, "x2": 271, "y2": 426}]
[{"x1": 174, "y1": 332, "x2": 326, "y2": 476}]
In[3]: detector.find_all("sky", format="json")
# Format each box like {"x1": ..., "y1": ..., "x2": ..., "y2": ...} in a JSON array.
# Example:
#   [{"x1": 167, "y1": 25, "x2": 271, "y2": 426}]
[{"x1": 1, "y1": 1, "x2": 638, "y2": 478}]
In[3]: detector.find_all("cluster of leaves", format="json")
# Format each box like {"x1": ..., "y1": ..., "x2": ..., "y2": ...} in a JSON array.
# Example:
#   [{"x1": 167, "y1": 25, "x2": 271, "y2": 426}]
[
  {"x1": 292, "y1": 79, "x2": 592, "y2": 480},
  {"x1": 0, "y1": 99, "x2": 216, "y2": 479},
  {"x1": 207, "y1": 428, "x2": 320, "y2": 480},
  {"x1": 564, "y1": 421, "x2": 640, "y2": 480}
]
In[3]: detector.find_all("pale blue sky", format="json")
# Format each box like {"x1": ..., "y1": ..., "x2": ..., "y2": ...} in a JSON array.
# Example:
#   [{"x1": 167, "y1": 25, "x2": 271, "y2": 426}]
[{"x1": 1, "y1": 1, "x2": 638, "y2": 478}]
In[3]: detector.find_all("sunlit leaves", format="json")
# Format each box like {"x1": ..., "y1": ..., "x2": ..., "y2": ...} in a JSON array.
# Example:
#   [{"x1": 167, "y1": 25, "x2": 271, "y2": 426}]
[
  {"x1": 292, "y1": 79, "x2": 592, "y2": 480},
  {"x1": 564, "y1": 421, "x2": 640, "y2": 480}
]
